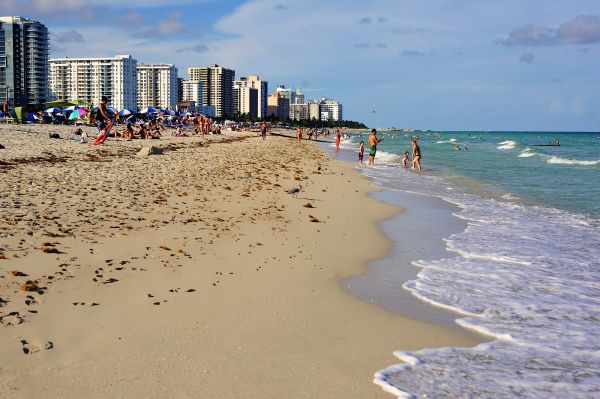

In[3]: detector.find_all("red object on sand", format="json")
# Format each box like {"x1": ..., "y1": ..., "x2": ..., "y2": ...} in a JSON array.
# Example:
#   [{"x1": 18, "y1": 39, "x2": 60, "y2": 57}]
[{"x1": 92, "y1": 120, "x2": 113, "y2": 146}]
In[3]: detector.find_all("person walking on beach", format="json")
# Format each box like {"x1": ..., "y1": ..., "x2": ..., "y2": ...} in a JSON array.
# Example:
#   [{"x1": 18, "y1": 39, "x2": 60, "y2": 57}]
[
  {"x1": 335, "y1": 129, "x2": 341, "y2": 150},
  {"x1": 358, "y1": 141, "x2": 365, "y2": 164},
  {"x1": 92, "y1": 96, "x2": 113, "y2": 145},
  {"x1": 296, "y1": 127, "x2": 303, "y2": 143},
  {"x1": 411, "y1": 137, "x2": 422, "y2": 171},
  {"x1": 261, "y1": 121, "x2": 268, "y2": 140},
  {"x1": 368, "y1": 129, "x2": 384, "y2": 165}
]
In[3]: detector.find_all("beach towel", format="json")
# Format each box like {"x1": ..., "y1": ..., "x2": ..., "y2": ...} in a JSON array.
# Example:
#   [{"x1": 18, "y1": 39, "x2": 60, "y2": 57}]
[{"x1": 92, "y1": 120, "x2": 113, "y2": 146}]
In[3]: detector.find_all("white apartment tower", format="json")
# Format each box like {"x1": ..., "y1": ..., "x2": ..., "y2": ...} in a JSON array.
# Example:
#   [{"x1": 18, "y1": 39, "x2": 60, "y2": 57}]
[
  {"x1": 188, "y1": 64, "x2": 234, "y2": 117},
  {"x1": 320, "y1": 98, "x2": 343, "y2": 121},
  {"x1": 137, "y1": 64, "x2": 178, "y2": 109},
  {"x1": 181, "y1": 79, "x2": 203, "y2": 110},
  {"x1": 233, "y1": 77, "x2": 258, "y2": 118},
  {"x1": 0, "y1": 16, "x2": 49, "y2": 107},
  {"x1": 243, "y1": 75, "x2": 267, "y2": 119},
  {"x1": 49, "y1": 55, "x2": 137, "y2": 110}
]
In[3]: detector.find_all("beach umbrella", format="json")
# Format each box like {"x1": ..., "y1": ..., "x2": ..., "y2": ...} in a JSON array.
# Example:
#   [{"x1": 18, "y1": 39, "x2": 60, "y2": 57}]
[
  {"x1": 44, "y1": 107, "x2": 61, "y2": 114},
  {"x1": 63, "y1": 105, "x2": 78, "y2": 112},
  {"x1": 119, "y1": 109, "x2": 133, "y2": 116},
  {"x1": 140, "y1": 107, "x2": 158, "y2": 114},
  {"x1": 68, "y1": 108, "x2": 88, "y2": 120}
]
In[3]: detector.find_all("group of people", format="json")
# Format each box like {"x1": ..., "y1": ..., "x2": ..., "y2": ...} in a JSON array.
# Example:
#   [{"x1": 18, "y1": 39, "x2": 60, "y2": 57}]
[
  {"x1": 87, "y1": 96, "x2": 224, "y2": 145},
  {"x1": 356, "y1": 129, "x2": 422, "y2": 171}
]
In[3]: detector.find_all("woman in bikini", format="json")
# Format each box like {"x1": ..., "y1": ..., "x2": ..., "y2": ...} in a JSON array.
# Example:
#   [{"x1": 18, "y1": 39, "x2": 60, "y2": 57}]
[{"x1": 411, "y1": 138, "x2": 422, "y2": 171}]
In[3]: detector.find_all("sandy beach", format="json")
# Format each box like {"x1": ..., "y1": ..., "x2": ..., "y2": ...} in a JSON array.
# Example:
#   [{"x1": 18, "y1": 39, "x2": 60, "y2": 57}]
[{"x1": 0, "y1": 124, "x2": 479, "y2": 398}]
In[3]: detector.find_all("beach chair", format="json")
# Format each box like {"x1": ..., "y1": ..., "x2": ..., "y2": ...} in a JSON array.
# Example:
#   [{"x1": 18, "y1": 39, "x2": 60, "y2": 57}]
[
  {"x1": 42, "y1": 114, "x2": 53, "y2": 124},
  {"x1": 27, "y1": 112, "x2": 41, "y2": 124},
  {"x1": 54, "y1": 114, "x2": 66, "y2": 124}
]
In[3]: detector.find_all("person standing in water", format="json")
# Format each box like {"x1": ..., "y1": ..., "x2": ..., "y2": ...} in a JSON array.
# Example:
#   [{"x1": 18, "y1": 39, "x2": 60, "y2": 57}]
[
  {"x1": 411, "y1": 137, "x2": 422, "y2": 171},
  {"x1": 368, "y1": 129, "x2": 384, "y2": 165},
  {"x1": 358, "y1": 141, "x2": 365, "y2": 164},
  {"x1": 335, "y1": 128, "x2": 341, "y2": 150}
]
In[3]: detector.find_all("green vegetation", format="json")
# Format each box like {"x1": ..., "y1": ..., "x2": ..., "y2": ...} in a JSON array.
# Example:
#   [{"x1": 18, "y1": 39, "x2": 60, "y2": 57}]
[{"x1": 219, "y1": 113, "x2": 368, "y2": 129}]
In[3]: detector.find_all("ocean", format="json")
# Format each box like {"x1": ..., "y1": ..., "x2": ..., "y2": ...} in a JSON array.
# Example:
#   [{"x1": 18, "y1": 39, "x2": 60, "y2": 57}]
[{"x1": 334, "y1": 131, "x2": 600, "y2": 398}]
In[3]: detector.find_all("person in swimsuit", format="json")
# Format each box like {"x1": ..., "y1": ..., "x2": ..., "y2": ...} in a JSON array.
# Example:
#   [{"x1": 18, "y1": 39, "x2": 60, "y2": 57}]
[
  {"x1": 335, "y1": 129, "x2": 341, "y2": 150},
  {"x1": 368, "y1": 129, "x2": 384, "y2": 165},
  {"x1": 411, "y1": 137, "x2": 422, "y2": 171},
  {"x1": 92, "y1": 96, "x2": 113, "y2": 145},
  {"x1": 358, "y1": 141, "x2": 364, "y2": 164},
  {"x1": 401, "y1": 151, "x2": 409, "y2": 167},
  {"x1": 261, "y1": 121, "x2": 268, "y2": 140}
]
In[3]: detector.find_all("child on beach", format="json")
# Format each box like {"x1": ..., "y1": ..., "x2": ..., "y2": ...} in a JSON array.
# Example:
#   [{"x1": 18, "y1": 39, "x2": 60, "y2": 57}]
[
  {"x1": 358, "y1": 141, "x2": 365, "y2": 164},
  {"x1": 401, "y1": 151, "x2": 409, "y2": 167}
]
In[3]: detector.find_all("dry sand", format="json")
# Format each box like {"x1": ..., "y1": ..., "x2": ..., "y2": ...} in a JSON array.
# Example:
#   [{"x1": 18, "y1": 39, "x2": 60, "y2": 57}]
[{"x1": 0, "y1": 124, "x2": 479, "y2": 398}]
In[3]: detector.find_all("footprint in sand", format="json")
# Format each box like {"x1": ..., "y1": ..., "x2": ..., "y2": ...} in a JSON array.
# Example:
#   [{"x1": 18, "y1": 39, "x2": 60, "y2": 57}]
[
  {"x1": 24, "y1": 295, "x2": 38, "y2": 306},
  {"x1": 0, "y1": 312, "x2": 23, "y2": 326},
  {"x1": 20, "y1": 339, "x2": 53, "y2": 354}
]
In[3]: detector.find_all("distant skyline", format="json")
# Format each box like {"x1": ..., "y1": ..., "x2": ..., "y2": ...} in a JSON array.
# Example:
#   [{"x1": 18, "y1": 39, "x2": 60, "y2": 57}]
[{"x1": 3, "y1": 0, "x2": 600, "y2": 131}]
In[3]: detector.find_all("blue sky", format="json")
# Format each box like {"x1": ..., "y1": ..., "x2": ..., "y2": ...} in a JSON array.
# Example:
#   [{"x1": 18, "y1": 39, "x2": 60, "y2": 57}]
[{"x1": 3, "y1": 0, "x2": 600, "y2": 131}]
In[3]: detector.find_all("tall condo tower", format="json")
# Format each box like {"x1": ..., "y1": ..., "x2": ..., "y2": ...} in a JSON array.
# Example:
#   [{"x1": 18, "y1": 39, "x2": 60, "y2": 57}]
[
  {"x1": 188, "y1": 64, "x2": 234, "y2": 117},
  {"x1": 0, "y1": 16, "x2": 49, "y2": 107}
]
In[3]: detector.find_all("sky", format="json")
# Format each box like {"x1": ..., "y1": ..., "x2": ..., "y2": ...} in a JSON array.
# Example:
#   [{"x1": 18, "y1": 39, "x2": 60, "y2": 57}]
[{"x1": 3, "y1": 0, "x2": 600, "y2": 131}]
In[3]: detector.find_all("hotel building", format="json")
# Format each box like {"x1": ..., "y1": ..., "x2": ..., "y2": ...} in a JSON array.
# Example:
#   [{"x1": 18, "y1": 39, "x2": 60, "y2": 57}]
[
  {"x1": 49, "y1": 54, "x2": 137, "y2": 110},
  {"x1": 320, "y1": 98, "x2": 343, "y2": 121},
  {"x1": 233, "y1": 77, "x2": 258, "y2": 118},
  {"x1": 0, "y1": 16, "x2": 49, "y2": 107},
  {"x1": 188, "y1": 64, "x2": 234, "y2": 117},
  {"x1": 137, "y1": 63, "x2": 178, "y2": 110}
]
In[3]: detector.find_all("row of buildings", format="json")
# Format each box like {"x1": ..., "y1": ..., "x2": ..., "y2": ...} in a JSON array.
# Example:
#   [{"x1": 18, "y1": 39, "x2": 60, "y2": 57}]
[{"x1": 0, "y1": 16, "x2": 343, "y2": 121}]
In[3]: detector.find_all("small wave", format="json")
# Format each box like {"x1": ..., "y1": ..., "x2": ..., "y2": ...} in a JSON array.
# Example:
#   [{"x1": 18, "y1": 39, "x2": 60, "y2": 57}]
[
  {"x1": 436, "y1": 140, "x2": 453, "y2": 144},
  {"x1": 547, "y1": 156, "x2": 600, "y2": 166},
  {"x1": 375, "y1": 150, "x2": 403, "y2": 164},
  {"x1": 497, "y1": 141, "x2": 517, "y2": 150},
  {"x1": 449, "y1": 138, "x2": 457, "y2": 142},
  {"x1": 518, "y1": 149, "x2": 535, "y2": 158},
  {"x1": 501, "y1": 193, "x2": 520, "y2": 200}
]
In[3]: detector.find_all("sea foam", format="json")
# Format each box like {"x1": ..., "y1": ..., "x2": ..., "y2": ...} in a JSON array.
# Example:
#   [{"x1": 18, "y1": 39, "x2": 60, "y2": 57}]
[
  {"x1": 360, "y1": 165, "x2": 600, "y2": 399},
  {"x1": 497, "y1": 140, "x2": 517, "y2": 150},
  {"x1": 547, "y1": 156, "x2": 600, "y2": 166}
]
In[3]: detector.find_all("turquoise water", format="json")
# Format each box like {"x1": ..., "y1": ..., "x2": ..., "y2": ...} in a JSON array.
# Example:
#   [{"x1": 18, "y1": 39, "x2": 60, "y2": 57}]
[
  {"x1": 334, "y1": 131, "x2": 600, "y2": 398},
  {"x1": 355, "y1": 131, "x2": 600, "y2": 218}
]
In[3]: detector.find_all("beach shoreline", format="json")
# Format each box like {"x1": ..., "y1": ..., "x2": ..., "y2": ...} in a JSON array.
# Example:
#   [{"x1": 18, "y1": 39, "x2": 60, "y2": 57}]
[{"x1": 0, "y1": 125, "x2": 479, "y2": 398}]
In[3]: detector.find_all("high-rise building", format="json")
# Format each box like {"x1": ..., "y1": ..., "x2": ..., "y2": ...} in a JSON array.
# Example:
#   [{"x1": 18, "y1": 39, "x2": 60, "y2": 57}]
[
  {"x1": 233, "y1": 77, "x2": 258, "y2": 118},
  {"x1": 305, "y1": 98, "x2": 343, "y2": 121},
  {"x1": 137, "y1": 64, "x2": 178, "y2": 109},
  {"x1": 294, "y1": 89, "x2": 305, "y2": 105},
  {"x1": 246, "y1": 75, "x2": 268, "y2": 119},
  {"x1": 320, "y1": 98, "x2": 343, "y2": 121},
  {"x1": 49, "y1": 55, "x2": 137, "y2": 110},
  {"x1": 187, "y1": 64, "x2": 234, "y2": 117},
  {"x1": 267, "y1": 91, "x2": 290, "y2": 120},
  {"x1": 290, "y1": 103, "x2": 309, "y2": 121},
  {"x1": 181, "y1": 79, "x2": 203, "y2": 110},
  {"x1": 0, "y1": 16, "x2": 49, "y2": 107},
  {"x1": 276, "y1": 85, "x2": 294, "y2": 104}
]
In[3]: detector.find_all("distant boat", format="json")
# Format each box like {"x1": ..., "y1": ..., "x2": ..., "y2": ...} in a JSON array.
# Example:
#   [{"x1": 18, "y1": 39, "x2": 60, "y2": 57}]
[{"x1": 530, "y1": 139, "x2": 560, "y2": 147}]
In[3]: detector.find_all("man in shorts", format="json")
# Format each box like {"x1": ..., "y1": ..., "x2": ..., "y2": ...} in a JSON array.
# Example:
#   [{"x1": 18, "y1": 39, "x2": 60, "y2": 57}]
[
  {"x1": 368, "y1": 128, "x2": 384, "y2": 165},
  {"x1": 261, "y1": 121, "x2": 268, "y2": 140}
]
